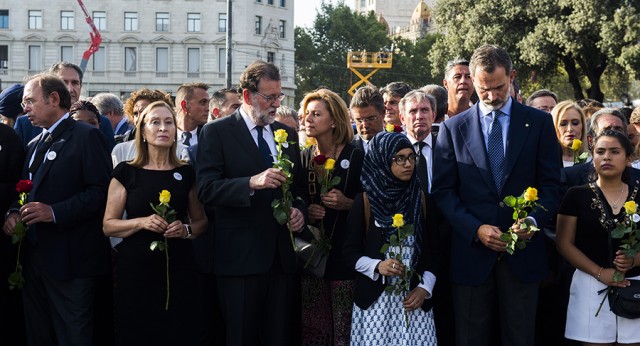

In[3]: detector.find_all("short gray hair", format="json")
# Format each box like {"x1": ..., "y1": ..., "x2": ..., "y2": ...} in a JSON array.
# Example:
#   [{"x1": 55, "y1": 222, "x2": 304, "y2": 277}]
[
  {"x1": 91, "y1": 93, "x2": 124, "y2": 116},
  {"x1": 590, "y1": 108, "x2": 628, "y2": 136},
  {"x1": 399, "y1": 90, "x2": 437, "y2": 116}
]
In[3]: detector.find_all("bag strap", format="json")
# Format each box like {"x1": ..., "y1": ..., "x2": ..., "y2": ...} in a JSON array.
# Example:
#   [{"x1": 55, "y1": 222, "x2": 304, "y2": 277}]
[{"x1": 363, "y1": 191, "x2": 426, "y2": 233}]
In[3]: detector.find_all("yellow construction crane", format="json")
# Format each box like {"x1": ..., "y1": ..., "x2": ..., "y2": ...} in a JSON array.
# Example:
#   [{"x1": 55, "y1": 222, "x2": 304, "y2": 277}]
[{"x1": 347, "y1": 51, "x2": 393, "y2": 96}]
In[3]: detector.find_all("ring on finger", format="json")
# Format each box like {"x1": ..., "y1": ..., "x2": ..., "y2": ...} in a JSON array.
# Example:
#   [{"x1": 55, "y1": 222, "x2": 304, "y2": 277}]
[{"x1": 392, "y1": 263, "x2": 396, "y2": 269}]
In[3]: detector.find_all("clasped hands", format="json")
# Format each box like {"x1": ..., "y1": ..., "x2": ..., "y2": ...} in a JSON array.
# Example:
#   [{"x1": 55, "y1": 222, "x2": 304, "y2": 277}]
[
  {"x1": 140, "y1": 214, "x2": 187, "y2": 238},
  {"x1": 477, "y1": 218, "x2": 534, "y2": 252},
  {"x1": 3, "y1": 202, "x2": 54, "y2": 236},
  {"x1": 308, "y1": 189, "x2": 352, "y2": 222},
  {"x1": 377, "y1": 258, "x2": 427, "y2": 311}
]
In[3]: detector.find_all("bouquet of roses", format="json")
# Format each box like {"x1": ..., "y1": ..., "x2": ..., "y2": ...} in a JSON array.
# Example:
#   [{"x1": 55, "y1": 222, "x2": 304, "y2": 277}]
[
  {"x1": 385, "y1": 123, "x2": 403, "y2": 133},
  {"x1": 500, "y1": 187, "x2": 546, "y2": 255},
  {"x1": 8, "y1": 180, "x2": 32, "y2": 290},
  {"x1": 379, "y1": 213, "x2": 423, "y2": 328},
  {"x1": 149, "y1": 189, "x2": 176, "y2": 310},
  {"x1": 271, "y1": 129, "x2": 297, "y2": 251}
]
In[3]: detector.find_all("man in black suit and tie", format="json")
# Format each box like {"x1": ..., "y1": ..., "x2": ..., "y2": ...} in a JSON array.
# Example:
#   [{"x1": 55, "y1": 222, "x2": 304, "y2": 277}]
[
  {"x1": 349, "y1": 86, "x2": 385, "y2": 154},
  {"x1": 3, "y1": 73, "x2": 112, "y2": 345},
  {"x1": 432, "y1": 45, "x2": 563, "y2": 346},
  {"x1": 197, "y1": 61, "x2": 307, "y2": 345}
]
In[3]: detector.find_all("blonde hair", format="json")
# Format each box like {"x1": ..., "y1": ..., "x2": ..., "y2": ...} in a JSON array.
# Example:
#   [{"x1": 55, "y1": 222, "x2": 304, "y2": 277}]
[
  {"x1": 551, "y1": 100, "x2": 587, "y2": 150},
  {"x1": 301, "y1": 89, "x2": 353, "y2": 145},
  {"x1": 130, "y1": 101, "x2": 185, "y2": 168}
]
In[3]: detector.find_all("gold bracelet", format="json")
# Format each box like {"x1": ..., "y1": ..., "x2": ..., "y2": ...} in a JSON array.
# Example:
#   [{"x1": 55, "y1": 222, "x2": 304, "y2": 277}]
[{"x1": 596, "y1": 267, "x2": 604, "y2": 282}]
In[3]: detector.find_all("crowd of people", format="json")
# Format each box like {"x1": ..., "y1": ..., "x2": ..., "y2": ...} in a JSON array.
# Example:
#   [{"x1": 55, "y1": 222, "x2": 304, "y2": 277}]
[{"x1": 0, "y1": 43, "x2": 640, "y2": 346}]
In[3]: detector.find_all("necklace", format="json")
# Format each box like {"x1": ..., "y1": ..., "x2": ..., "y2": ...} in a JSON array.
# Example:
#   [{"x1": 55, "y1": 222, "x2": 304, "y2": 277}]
[{"x1": 607, "y1": 184, "x2": 625, "y2": 209}]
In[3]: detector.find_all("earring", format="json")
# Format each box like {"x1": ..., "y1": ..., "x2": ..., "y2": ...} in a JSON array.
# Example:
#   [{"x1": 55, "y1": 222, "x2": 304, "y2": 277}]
[
  {"x1": 331, "y1": 124, "x2": 335, "y2": 128},
  {"x1": 143, "y1": 138, "x2": 146, "y2": 142}
]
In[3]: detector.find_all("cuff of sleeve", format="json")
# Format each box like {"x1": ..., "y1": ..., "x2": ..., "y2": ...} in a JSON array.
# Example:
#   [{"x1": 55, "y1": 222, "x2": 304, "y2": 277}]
[
  {"x1": 50, "y1": 206, "x2": 57, "y2": 224},
  {"x1": 355, "y1": 256, "x2": 381, "y2": 281},
  {"x1": 417, "y1": 271, "x2": 436, "y2": 300}
]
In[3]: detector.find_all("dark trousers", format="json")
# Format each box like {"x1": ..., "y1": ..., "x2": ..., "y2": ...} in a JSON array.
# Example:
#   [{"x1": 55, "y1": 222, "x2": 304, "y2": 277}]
[
  {"x1": 0, "y1": 234, "x2": 27, "y2": 346},
  {"x1": 217, "y1": 270, "x2": 296, "y2": 346},
  {"x1": 23, "y1": 247, "x2": 97, "y2": 346},
  {"x1": 453, "y1": 258, "x2": 539, "y2": 346},
  {"x1": 197, "y1": 272, "x2": 226, "y2": 345}
]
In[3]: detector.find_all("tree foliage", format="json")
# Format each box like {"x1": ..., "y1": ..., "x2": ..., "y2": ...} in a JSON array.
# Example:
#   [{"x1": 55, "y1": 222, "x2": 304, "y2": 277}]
[
  {"x1": 430, "y1": 0, "x2": 640, "y2": 102},
  {"x1": 294, "y1": 1, "x2": 439, "y2": 106}
]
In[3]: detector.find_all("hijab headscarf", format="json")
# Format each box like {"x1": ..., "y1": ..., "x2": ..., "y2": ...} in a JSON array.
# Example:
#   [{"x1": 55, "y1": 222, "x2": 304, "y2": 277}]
[{"x1": 361, "y1": 132, "x2": 423, "y2": 262}]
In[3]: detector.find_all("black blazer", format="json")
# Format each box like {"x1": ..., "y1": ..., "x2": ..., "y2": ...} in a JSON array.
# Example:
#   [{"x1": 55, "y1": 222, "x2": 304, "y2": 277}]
[
  {"x1": 0, "y1": 124, "x2": 24, "y2": 218},
  {"x1": 343, "y1": 193, "x2": 436, "y2": 311},
  {"x1": 20, "y1": 118, "x2": 112, "y2": 280},
  {"x1": 351, "y1": 135, "x2": 365, "y2": 153},
  {"x1": 196, "y1": 110, "x2": 308, "y2": 276}
]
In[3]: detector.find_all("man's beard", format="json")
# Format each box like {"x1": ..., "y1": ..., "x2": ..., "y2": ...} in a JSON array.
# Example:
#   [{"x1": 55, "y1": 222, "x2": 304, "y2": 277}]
[{"x1": 249, "y1": 97, "x2": 276, "y2": 126}]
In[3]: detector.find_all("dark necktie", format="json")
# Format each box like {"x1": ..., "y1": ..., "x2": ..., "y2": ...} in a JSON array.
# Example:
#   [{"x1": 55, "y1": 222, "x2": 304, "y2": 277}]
[
  {"x1": 182, "y1": 131, "x2": 192, "y2": 146},
  {"x1": 487, "y1": 110, "x2": 506, "y2": 193},
  {"x1": 255, "y1": 126, "x2": 273, "y2": 166},
  {"x1": 29, "y1": 131, "x2": 52, "y2": 175},
  {"x1": 416, "y1": 141, "x2": 429, "y2": 193}
]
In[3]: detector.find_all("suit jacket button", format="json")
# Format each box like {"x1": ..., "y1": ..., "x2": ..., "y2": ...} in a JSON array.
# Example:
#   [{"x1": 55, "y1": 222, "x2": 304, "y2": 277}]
[{"x1": 499, "y1": 202, "x2": 504, "y2": 207}]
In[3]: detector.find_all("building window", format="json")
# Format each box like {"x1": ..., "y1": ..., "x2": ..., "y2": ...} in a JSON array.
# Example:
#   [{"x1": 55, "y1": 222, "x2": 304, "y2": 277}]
[
  {"x1": 255, "y1": 16, "x2": 261, "y2": 35},
  {"x1": 256, "y1": 0, "x2": 262, "y2": 3},
  {"x1": 280, "y1": 0, "x2": 286, "y2": 7},
  {"x1": 124, "y1": 12, "x2": 138, "y2": 31},
  {"x1": 188, "y1": 48, "x2": 200, "y2": 73},
  {"x1": 268, "y1": 0, "x2": 273, "y2": 4},
  {"x1": 0, "y1": 10, "x2": 8, "y2": 29},
  {"x1": 156, "y1": 47, "x2": 168, "y2": 73},
  {"x1": 28, "y1": 45, "x2": 41, "y2": 71},
  {"x1": 218, "y1": 48, "x2": 226, "y2": 73},
  {"x1": 218, "y1": 13, "x2": 226, "y2": 33},
  {"x1": 156, "y1": 12, "x2": 169, "y2": 32},
  {"x1": 61, "y1": 46, "x2": 73, "y2": 62},
  {"x1": 0, "y1": 45, "x2": 7, "y2": 69},
  {"x1": 93, "y1": 46, "x2": 105, "y2": 71},
  {"x1": 124, "y1": 47, "x2": 136, "y2": 71},
  {"x1": 279, "y1": 20, "x2": 285, "y2": 39},
  {"x1": 187, "y1": 13, "x2": 201, "y2": 32},
  {"x1": 267, "y1": 52, "x2": 275, "y2": 63},
  {"x1": 93, "y1": 11, "x2": 106, "y2": 31},
  {"x1": 61, "y1": 11, "x2": 74, "y2": 30},
  {"x1": 28, "y1": 10, "x2": 42, "y2": 29}
]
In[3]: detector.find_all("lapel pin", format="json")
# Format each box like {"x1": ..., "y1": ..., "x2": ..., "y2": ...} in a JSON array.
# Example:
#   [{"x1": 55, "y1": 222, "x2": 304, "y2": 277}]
[
  {"x1": 47, "y1": 151, "x2": 57, "y2": 161},
  {"x1": 173, "y1": 172, "x2": 183, "y2": 181},
  {"x1": 525, "y1": 123, "x2": 530, "y2": 127},
  {"x1": 341, "y1": 159, "x2": 350, "y2": 169},
  {"x1": 0, "y1": 145, "x2": 2, "y2": 151}
]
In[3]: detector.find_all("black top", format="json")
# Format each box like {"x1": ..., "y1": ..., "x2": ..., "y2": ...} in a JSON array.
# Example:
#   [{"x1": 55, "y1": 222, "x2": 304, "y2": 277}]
[
  {"x1": 559, "y1": 184, "x2": 640, "y2": 278},
  {"x1": 302, "y1": 144, "x2": 364, "y2": 280}
]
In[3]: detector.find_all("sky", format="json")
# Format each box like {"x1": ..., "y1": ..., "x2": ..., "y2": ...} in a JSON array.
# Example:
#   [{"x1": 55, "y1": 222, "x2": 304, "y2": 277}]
[{"x1": 294, "y1": 0, "x2": 354, "y2": 29}]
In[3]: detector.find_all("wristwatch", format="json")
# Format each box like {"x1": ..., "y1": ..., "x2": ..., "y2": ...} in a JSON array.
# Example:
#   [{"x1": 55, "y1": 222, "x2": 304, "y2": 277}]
[{"x1": 183, "y1": 224, "x2": 192, "y2": 239}]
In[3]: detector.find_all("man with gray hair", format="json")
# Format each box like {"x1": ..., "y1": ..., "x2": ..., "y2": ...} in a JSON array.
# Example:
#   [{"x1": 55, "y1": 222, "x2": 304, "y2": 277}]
[
  {"x1": 442, "y1": 59, "x2": 472, "y2": 117},
  {"x1": 91, "y1": 93, "x2": 130, "y2": 137},
  {"x1": 380, "y1": 81, "x2": 411, "y2": 127},
  {"x1": 349, "y1": 85, "x2": 385, "y2": 153}
]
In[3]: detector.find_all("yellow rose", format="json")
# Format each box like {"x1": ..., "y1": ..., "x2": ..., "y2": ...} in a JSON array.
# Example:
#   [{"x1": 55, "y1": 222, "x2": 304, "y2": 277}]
[
  {"x1": 523, "y1": 187, "x2": 538, "y2": 202},
  {"x1": 274, "y1": 129, "x2": 288, "y2": 143},
  {"x1": 324, "y1": 158, "x2": 336, "y2": 171},
  {"x1": 385, "y1": 123, "x2": 395, "y2": 133},
  {"x1": 571, "y1": 139, "x2": 582, "y2": 151},
  {"x1": 305, "y1": 137, "x2": 317, "y2": 148},
  {"x1": 624, "y1": 201, "x2": 637, "y2": 215},
  {"x1": 159, "y1": 190, "x2": 171, "y2": 205},
  {"x1": 392, "y1": 214, "x2": 405, "y2": 228}
]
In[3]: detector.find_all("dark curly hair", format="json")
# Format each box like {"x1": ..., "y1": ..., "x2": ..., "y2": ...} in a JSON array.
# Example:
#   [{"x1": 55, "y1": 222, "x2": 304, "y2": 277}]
[{"x1": 69, "y1": 100, "x2": 100, "y2": 123}]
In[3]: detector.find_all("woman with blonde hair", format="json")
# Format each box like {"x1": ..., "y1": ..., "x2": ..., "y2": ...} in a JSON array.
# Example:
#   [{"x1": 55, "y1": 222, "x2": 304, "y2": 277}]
[
  {"x1": 551, "y1": 100, "x2": 588, "y2": 167},
  {"x1": 103, "y1": 101, "x2": 207, "y2": 345},
  {"x1": 300, "y1": 88, "x2": 364, "y2": 345}
]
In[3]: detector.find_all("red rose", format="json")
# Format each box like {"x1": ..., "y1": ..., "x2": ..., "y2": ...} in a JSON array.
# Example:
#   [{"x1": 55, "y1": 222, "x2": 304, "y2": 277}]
[
  {"x1": 394, "y1": 125, "x2": 403, "y2": 133},
  {"x1": 16, "y1": 180, "x2": 33, "y2": 193},
  {"x1": 313, "y1": 154, "x2": 327, "y2": 165}
]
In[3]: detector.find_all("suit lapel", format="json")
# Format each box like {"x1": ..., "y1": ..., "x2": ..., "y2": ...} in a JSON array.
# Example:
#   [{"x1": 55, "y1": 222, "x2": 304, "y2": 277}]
[
  {"x1": 459, "y1": 105, "x2": 495, "y2": 190},
  {"x1": 229, "y1": 111, "x2": 270, "y2": 170},
  {"x1": 504, "y1": 102, "x2": 530, "y2": 177},
  {"x1": 24, "y1": 132, "x2": 44, "y2": 177},
  {"x1": 32, "y1": 120, "x2": 74, "y2": 189}
]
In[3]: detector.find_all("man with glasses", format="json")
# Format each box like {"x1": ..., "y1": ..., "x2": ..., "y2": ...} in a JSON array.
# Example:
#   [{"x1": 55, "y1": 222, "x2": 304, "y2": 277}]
[
  {"x1": 196, "y1": 60, "x2": 307, "y2": 345},
  {"x1": 349, "y1": 86, "x2": 385, "y2": 153}
]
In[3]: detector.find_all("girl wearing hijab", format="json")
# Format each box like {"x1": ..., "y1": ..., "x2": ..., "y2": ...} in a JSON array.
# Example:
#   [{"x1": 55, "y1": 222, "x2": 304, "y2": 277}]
[{"x1": 343, "y1": 132, "x2": 438, "y2": 345}]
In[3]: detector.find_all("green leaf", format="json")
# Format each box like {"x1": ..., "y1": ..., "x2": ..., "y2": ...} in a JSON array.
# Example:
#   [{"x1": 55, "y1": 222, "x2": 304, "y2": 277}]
[
  {"x1": 613, "y1": 270, "x2": 625, "y2": 282},
  {"x1": 612, "y1": 224, "x2": 627, "y2": 238},
  {"x1": 499, "y1": 233, "x2": 511, "y2": 242},
  {"x1": 330, "y1": 176, "x2": 341, "y2": 186},
  {"x1": 517, "y1": 211, "x2": 528, "y2": 219},
  {"x1": 380, "y1": 243, "x2": 390, "y2": 254},
  {"x1": 273, "y1": 208, "x2": 288, "y2": 225},
  {"x1": 512, "y1": 211, "x2": 519, "y2": 220},
  {"x1": 389, "y1": 234, "x2": 399, "y2": 247},
  {"x1": 516, "y1": 240, "x2": 527, "y2": 250},
  {"x1": 384, "y1": 286, "x2": 395, "y2": 294},
  {"x1": 150, "y1": 241, "x2": 161, "y2": 251},
  {"x1": 503, "y1": 196, "x2": 516, "y2": 207}
]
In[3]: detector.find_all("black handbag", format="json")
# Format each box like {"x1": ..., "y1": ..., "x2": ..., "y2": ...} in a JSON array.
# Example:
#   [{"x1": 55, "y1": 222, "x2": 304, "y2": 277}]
[{"x1": 608, "y1": 280, "x2": 640, "y2": 319}]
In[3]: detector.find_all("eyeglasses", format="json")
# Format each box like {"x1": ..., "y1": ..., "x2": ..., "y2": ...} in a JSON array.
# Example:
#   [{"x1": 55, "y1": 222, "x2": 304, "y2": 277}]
[
  {"x1": 393, "y1": 154, "x2": 418, "y2": 166},
  {"x1": 20, "y1": 99, "x2": 35, "y2": 109},
  {"x1": 354, "y1": 115, "x2": 379, "y2": 124},
  {"x1": 254, "y1": 91, "x2": 285, "y2": 104},
  {"x1": 392, "y1": 154, "x2": 417, "y2": 166}
]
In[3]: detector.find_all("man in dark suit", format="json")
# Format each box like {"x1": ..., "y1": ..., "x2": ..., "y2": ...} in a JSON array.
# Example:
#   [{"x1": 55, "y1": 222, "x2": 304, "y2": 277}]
[
  {"x1": 3, "y1": 73, "x2": 112, "y2": 346},
  {"x1": 13, "y1": 61, "x2": 115, "y2": 150},
  {"x1": 197, "y1": 61, "x2": 307, "y2": 345},
  {"x1": 432, "y1": 44, "x2": 563, "y2": 346},
  {"x1": 349, "y1": 85, "x2": 385, "y2": 154}
]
